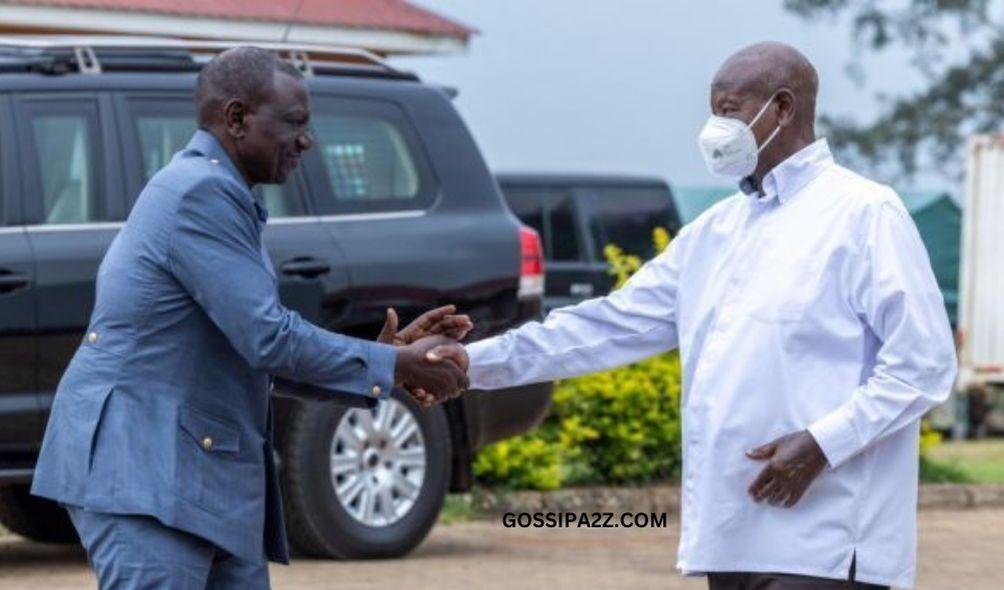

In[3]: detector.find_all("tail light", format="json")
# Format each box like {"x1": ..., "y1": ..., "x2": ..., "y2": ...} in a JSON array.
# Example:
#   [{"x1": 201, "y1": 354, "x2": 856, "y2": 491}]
[{"x1": 518, "y1": 225, "x2": 545, "y2": 299}]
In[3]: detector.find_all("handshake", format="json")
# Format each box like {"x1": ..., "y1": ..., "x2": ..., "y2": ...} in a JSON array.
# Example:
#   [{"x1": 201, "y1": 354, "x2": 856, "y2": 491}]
[{"x1": 379, "y1": 305, "x2": 473, "y2": 406}]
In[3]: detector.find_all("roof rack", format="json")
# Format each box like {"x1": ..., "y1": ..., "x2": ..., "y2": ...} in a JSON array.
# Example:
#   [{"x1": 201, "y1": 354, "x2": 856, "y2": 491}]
[{"x1": 0, "y1": 35, "x2": 413, "y2": 78}]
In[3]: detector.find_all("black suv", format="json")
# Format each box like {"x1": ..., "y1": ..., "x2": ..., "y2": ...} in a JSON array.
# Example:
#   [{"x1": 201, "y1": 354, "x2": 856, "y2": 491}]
[
  {"x1": 0, "y1": 38, "x2": 551, "y2": 559},
  {"x1": 497, "y1": 174, "x2": 681, "y2": 311}
]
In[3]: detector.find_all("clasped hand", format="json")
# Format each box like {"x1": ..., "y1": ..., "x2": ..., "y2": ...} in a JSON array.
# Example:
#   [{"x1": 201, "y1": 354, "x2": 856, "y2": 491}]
[{"x1": 377, "y1": 305, "x2": 473, "y2": 406}]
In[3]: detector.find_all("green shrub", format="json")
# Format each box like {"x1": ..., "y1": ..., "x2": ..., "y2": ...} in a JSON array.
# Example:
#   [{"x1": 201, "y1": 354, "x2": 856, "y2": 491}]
[
  {"x1": 917, "y1": 419, "x2": 972, "y2": 483},
  {"x1": 919, "y1": 455, "x2": 972, "y2": 483},
  {"x1": 552, "y1": 351, "x2": 682, "y2": 484},
  {"x1": 472, "y1": 432, "x2": 568, "y2": 490},
  {"x1": 474, "y1": 228, "x2": 682, "y2": 490}
]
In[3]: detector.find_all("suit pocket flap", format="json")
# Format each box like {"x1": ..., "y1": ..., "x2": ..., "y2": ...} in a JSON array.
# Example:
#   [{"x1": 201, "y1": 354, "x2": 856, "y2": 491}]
[{"x1": 179, "y1": 406, "x2": 240, "y2": 453}]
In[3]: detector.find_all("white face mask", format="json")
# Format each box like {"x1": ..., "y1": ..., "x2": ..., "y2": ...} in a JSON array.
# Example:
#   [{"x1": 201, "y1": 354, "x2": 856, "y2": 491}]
[{"x1": 697, "y1": 94, "x2": 782, "y2": 179}]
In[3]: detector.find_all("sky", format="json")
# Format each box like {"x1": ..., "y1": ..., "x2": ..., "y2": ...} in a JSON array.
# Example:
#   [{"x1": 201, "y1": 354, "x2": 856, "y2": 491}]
[{"x1": 394, "y1": 0, "x2": 952, "y2": 193}]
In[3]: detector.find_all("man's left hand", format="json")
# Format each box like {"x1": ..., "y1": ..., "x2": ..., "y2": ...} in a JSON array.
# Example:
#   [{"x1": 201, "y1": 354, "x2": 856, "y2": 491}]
[
  {"x1": 746, "y1": 430, "x2": 828, "y2": 508},
  {"x1": 376, "y1": 305, "x2": 473, "y2": 347}
]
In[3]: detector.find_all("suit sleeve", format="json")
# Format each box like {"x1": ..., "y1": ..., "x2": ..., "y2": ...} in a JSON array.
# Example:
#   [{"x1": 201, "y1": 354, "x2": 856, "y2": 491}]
[
  {"x1": 808, "y1": 198, "x2": 957, "y2": 468},
  {"x1": 166, "y1": 178, "x2": 395, "y2": 400},
  {"x1": 465, "y1": 235, "x2": 683, "y2": 390}
]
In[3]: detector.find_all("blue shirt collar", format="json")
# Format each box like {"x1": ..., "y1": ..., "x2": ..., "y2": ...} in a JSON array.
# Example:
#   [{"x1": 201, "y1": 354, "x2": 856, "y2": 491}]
[
  {"x1": 186, "y1": 129, "x2": 269, "y2": 224},
  {"x1": 744, "y1": 138, "x2": 834, "y2": 206}
]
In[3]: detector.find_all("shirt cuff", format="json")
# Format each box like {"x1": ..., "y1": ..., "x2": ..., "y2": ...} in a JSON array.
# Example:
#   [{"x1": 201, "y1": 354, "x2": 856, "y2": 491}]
[
  {"x1": 364, "y1": 341, "x2": 396, "y2": 401},
  {"x1": 807, "y1": 408, "x2": 862, "y2": 469},
  {"x1": 464, "y1": 341, "x2": 500, "y2": 390}
]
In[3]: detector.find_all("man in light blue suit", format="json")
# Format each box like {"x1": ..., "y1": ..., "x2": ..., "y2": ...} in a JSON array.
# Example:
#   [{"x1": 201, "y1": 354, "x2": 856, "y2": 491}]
[{"x1": 30, "y1": 47, "x2": 471, "y2": 589}]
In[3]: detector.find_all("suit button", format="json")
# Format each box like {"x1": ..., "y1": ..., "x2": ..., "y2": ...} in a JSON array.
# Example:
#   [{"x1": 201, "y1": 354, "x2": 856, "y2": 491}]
[
  {"x1": 371, "y1": 385, "x2": 382, "y2": 397},
  {"x1": 87, "y1": 331, "x2": 98, "y2": 344},
  {"x1": 202, "y1": 437, "x2": 213, "y2": 451}
]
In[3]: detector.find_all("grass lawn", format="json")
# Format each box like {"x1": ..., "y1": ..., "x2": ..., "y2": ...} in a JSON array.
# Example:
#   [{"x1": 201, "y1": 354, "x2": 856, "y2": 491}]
[{"x1": 925, "y1": 439, "x2": 1004, "y2": 484}]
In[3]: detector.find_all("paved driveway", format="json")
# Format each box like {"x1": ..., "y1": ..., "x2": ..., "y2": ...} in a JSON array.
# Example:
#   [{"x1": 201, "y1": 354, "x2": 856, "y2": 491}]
[{"x1": 1, "y1": 509, "x2": 1001, "y2": 589}]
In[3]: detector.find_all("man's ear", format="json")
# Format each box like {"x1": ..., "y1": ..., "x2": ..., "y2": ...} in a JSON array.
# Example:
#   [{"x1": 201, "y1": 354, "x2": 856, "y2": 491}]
[
  {"x1": 222, "y1": 98, "x2": 248, "y2": 140},
  {"x1": 775, "y1": 88, "x2": 796, "y2": 128}
]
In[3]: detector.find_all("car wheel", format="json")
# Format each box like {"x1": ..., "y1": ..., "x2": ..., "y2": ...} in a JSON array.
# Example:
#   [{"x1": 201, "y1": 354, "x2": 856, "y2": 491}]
[
  {"x1": 0, "y1": 484, "x2": 79, "y2": 544},
  {"x1": 279, "y1": 389, "x2": 451, "y2": 559}
]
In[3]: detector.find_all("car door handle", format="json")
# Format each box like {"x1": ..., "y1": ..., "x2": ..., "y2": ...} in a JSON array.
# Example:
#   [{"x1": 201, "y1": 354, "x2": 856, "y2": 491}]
[
  {"x1": 280, "y1": 258, "x2": 331, "y2": 279},
  {"x1": 0, "y1": 271, "x2": 31, "y2": 294}
]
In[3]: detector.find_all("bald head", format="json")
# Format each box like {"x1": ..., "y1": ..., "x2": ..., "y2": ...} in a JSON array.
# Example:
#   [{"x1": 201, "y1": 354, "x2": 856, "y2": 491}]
[
  {"x1": 707, "y1": 42, "x2": 819, "y2": 184},
  {"x1": 712, "y1": 42, "x2": 818, "y2": 122}
]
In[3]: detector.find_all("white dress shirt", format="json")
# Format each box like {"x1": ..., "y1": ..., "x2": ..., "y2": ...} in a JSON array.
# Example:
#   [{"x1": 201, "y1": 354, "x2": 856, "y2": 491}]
[{"x1": 466, "y1": 139, "x2": 957, "y2": 588}]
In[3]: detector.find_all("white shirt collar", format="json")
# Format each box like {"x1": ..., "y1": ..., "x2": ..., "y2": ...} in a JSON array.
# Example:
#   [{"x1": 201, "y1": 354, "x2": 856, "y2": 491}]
[{"x1": 746, "y1": 138, "x2": 834, "y2": 205}]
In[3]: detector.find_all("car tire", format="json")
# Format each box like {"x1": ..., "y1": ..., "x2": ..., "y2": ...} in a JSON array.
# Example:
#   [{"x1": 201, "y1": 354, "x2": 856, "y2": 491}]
[
  {"x1": 0, "y1": 484, "x2": 79, "y2": 544},
  {"x1": 279, "y1": 389, "x2": 451, "y2": 559}
]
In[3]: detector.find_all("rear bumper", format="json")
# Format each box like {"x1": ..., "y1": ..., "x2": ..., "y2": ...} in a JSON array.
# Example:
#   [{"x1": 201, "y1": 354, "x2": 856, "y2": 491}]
[{"x1": 462, "y1": 381, "x2": 553, "y2": 451}]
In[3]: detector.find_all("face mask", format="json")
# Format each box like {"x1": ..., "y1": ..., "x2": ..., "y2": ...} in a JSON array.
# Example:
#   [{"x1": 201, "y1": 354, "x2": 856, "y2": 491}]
[{"x1": 697, "y1": 94, "x2": 781, "y2": 179}]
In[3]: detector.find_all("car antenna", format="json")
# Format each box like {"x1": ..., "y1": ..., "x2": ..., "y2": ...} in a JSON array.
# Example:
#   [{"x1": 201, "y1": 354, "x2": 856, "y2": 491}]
[{"x1": 280, "y1": 0, "x2": 307, "y2": 43}]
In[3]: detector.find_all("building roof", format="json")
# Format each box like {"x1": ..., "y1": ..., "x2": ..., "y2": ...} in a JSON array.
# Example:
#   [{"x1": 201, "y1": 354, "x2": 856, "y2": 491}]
[{"x1": 0, "y1": 0, "x2": 475, "y2": 40}]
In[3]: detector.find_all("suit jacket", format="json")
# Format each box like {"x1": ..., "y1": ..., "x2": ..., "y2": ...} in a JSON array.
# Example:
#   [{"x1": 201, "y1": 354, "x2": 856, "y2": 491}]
[{"x1": 31, "y1": 129, "x2": 396, "y2": 564}]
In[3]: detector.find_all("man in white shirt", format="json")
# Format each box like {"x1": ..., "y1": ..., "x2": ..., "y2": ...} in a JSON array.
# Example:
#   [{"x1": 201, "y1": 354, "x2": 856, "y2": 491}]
[{"x1": 431, "y1": 42, "x2": 956, "y2": 589}]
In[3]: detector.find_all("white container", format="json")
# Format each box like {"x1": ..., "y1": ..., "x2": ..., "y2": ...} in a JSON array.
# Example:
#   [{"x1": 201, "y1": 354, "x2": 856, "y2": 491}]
[{"x1": 958, "y1": 135, "x2": 1004, "y2": 390}]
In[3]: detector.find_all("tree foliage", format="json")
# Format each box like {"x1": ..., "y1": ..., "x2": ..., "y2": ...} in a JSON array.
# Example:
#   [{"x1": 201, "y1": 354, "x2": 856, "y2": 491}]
[{"x1": 783, "y1": 0, "x2": 1004, "y2": 179}]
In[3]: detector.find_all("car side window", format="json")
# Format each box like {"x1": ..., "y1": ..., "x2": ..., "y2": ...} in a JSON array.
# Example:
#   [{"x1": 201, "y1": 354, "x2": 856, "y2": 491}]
[
  {"x1": 135, "y1": 114, "x2": 197, "y2": 183},
  {"x1": 504, "y1": 188, "x2": 546, "y2": 240},
  {"x1": 0, "y1": 96, "x2": 7, "y2": 225},
  {"x1": 548, "y1": 194, "x2": 582, "y2": 262},
  {"x1": 584, "y1": 187, "x2": 677, "y2": 261},
  {"x1": 502, "y1": 186, "x2": 584, "y2": 262},
  {"x1": 120, "y1": 96, "x2": 307, "y2": 218},
  {"x1": 18, "y1": 100, "x2": 106, "y2": 224},
  {"x1": 310, "y1": 97, "x2": 435, "y2": 215}
]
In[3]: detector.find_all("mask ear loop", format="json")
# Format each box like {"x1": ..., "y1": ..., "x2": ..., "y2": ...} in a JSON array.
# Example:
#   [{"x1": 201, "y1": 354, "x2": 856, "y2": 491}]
[
  {"x1": 748, "y1": 92, "x2": 782, "y2": 154},
  {"x1": 757, "y1": 125, "x2": 782, "y2": 154}
]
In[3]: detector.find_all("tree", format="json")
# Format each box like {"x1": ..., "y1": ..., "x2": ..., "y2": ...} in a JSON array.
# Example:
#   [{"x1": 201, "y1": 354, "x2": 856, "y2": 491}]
[{"x1": 784, "y1": 0, "x2": 1004, "y2": 181}]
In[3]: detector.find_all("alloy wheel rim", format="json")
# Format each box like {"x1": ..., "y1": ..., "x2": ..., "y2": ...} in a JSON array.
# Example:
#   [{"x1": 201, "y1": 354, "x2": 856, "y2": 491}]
[{"x1": 329, "y1": 399, "x2": 426, "y2": 527}]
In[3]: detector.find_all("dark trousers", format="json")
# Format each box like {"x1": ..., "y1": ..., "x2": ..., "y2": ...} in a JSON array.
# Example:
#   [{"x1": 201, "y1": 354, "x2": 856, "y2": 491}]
[{"x1": 707, "y1": 557, "x2": 888, "y2": 590}]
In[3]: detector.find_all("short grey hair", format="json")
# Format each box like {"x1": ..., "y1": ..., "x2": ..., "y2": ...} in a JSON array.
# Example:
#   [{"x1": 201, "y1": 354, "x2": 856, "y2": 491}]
[{"x1": 195, "y1": 46, "x2": 304, "y2": 126}]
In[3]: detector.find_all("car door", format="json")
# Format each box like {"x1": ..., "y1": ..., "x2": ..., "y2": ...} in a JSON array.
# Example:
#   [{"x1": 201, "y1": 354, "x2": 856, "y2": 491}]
[
  {"x1": 0, "y1": 93, "x2": 42, "y2": 457},
  {"x1": 115, "y1": 93, "x2": 351, "y2": 328},
  {"x1": 14, "y1": 93, "x2": 125, "y2": 413},
  {"x1": 303, "y1": 94, "x2": 445, "y2": 329}
]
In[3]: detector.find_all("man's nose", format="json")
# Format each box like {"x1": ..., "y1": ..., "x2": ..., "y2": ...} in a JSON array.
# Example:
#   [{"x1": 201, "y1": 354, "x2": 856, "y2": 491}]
[{"x1": 297, "y1": 130, "x2": 314, "y2": 152}]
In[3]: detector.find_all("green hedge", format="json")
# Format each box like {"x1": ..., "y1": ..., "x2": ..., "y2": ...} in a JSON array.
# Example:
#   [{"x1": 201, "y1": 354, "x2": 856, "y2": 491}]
[
  {"x1": 474, "y1": 229, "x2": 682, "y2": 490},
  {"x1": 473, "y1": 352, "x2": 683, "y2": 490}
]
